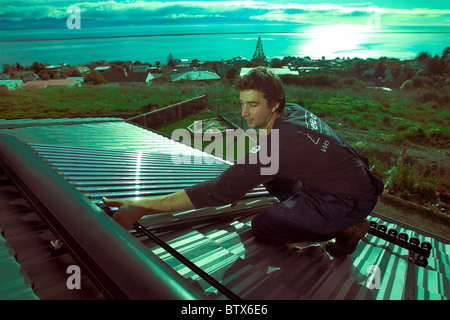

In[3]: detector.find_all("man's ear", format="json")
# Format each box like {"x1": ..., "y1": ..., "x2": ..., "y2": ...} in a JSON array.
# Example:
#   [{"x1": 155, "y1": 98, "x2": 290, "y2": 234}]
[{"x1": 272, "y1": 102, "x2": 281, "y2": 113}]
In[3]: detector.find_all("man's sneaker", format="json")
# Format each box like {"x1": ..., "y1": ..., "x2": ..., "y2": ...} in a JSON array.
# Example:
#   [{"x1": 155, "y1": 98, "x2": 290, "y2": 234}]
[{"x1": 325, "y1": 219, "x2": 370, "y2": 257}]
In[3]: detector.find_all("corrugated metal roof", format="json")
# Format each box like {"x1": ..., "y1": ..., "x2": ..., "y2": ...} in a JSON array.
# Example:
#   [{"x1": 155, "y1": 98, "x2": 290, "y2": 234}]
[
  {"x1": 0, "y1": 118, "x2": 449, "y2": 300},
  {"x1": 0, "y1": 229, "x2": 38, "y2": 300}
]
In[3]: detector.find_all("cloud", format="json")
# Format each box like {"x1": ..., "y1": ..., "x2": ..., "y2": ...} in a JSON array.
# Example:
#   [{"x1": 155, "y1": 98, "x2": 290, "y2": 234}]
[
  {"x1": 249, "y1": 3, "x2": 450, "y2": 26},
  {"x1": 0, "y1": 1, "x2": 267, "y2": 23}
]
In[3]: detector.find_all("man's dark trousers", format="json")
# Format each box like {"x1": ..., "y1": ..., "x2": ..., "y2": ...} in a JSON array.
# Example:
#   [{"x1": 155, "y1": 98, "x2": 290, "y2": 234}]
[{"x1": 251, "y1": 179, "x2": 377, "y2": 245}]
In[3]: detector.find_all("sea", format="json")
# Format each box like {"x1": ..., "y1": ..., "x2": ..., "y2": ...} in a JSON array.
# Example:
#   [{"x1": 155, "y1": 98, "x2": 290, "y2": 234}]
[{"x1": 0, "y1": 23, "x2": 449, "y2": 68}]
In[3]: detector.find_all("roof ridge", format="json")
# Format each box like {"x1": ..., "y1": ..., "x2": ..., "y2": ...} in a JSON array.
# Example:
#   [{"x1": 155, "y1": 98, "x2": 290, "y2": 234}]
[{"x1": 0, "y1": 117, "x2": 123, "y2": 130}]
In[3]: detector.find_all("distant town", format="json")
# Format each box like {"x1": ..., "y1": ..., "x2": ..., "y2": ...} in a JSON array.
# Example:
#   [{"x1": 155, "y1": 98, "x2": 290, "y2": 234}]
[{"x1": 1, "y1": 37, "x2": 449, "y2": 93}]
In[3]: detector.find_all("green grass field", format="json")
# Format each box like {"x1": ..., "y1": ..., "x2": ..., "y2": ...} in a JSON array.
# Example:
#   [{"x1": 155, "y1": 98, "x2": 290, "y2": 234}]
[{"x1": 0, "y1": 83, "x2": 214, "y2": 119}]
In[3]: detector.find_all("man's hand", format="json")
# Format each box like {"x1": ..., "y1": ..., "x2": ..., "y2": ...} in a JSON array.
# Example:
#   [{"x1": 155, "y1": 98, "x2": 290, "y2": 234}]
[
  {"x1": 103, "y1": 190, "x2": 195, "y2": 230},
  {"x1": 103, "y1": 197, "x2": 153, "y2": 230}
]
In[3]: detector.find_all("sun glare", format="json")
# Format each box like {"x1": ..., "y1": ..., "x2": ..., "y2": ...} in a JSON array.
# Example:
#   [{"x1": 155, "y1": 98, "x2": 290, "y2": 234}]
[{"x1": 300, "y1": 24, "x2": 379, "y2": 59}]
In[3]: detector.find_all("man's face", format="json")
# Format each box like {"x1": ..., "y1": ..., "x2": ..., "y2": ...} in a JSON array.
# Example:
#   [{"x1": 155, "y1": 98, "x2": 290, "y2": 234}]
[{"x1": 239, "y1": 89, "x2": 279, "y2": 130}]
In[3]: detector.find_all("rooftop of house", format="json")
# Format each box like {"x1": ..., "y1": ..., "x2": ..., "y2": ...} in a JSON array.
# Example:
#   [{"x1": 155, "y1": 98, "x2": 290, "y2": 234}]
[
  {"x1": 21, "y1": 79, "x2": 82, "y2": 89},
  {"x1": 101, "y1": 71, "x2": 154, "y2": 83},
  {"x1": 171, "y1": 71, "x2": 221, "y2": 82}
]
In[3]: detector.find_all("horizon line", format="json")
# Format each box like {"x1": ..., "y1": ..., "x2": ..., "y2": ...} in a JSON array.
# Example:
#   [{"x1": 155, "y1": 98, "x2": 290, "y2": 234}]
[{"x1": 2, "y1": 30, "x2": 450, "y2": 44}]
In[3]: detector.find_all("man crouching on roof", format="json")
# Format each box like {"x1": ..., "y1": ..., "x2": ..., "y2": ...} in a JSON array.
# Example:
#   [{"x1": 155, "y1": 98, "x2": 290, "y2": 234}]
[{"x1": 103, "y1": 66, "x2": 384, "y2": 257}]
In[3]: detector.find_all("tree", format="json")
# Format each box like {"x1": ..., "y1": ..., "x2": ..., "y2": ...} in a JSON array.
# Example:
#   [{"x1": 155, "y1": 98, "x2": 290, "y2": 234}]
[
  {"x1": 209, "y1": 62, "x2": 218, "y2": 74},
  {"x1": 416, "y1": 51, "x2": 431, "y2": 63},
  {"x1": 38, "y1": 70, "x2": 50, "y2": 80},
  {"x1": 270, "y1": 58, "x2": 282, "y2": 68},
  {"x1": 442, "y1": 46, "x2": 450, "y2": 62},
  {"x1": 425, "y1": 55, "x2": 447, "y2": 75},
  {"x1": 282, "y1": 56, "x2": 295, "y2": 66},
  {"x1": 374, "y1": 62, "x2": 386, "y2": 78},
  {"x1": 400, "y1": 65, "x2": 415, "y2": 81},
  {"x1": 2, "y1": 64, "x2": 15, "y2": 74},
  {"x1": 32, "y1": 61, "x2": 46, "y2": 73},
  {"x1": 225, "y1": 67, "x2": 239, "y2": 80},
  {"x1": 353, "y1": 59, "x2": 370, "y2": 76},
  {"x1": 190, "y1": 59, "x2": 199, "y2": 68},
  {"x1": 71, "y1": 69, "x2": 82, "y2": 77},
  {"x1": 84, "y1": 70, "x2": 107, "y2": 85}
]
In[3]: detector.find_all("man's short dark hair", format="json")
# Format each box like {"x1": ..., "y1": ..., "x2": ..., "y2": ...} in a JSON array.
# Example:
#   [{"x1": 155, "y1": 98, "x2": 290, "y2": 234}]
[{"x1": 235, "y1": 66, "x2": 286, "y2": 113}]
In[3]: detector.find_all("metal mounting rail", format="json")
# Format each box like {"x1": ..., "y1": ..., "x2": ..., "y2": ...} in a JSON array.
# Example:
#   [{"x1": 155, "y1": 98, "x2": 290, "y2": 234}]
[
  {"x1": 100, "y1": 205, "x2": 241, "y2": 300},
  {"x1": 0, "y1": 134, "x2": 206, "y2": 300},
  {"x1": 134, "y1": 222, "x2": 241, "y2": 300}
]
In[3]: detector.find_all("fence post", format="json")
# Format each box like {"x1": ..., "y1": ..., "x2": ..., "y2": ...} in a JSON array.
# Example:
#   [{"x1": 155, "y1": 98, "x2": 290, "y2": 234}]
[{"x1": 143, "y1": 114, "x2": 148, "y2": 127}]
